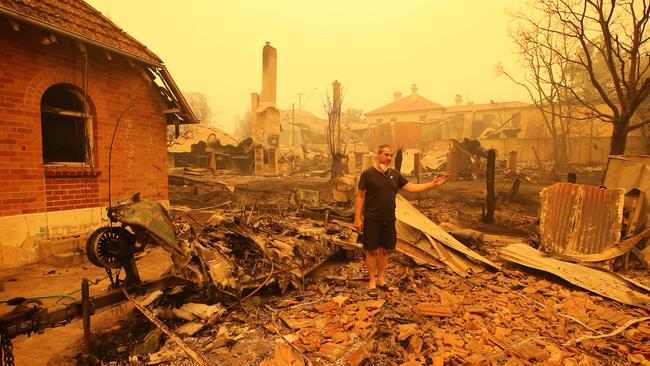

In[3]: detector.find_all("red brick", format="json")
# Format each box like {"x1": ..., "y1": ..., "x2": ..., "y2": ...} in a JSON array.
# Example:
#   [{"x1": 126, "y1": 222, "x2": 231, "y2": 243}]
[{"x1": 0, "y1": 27, "x2": 169, "y2": 217}]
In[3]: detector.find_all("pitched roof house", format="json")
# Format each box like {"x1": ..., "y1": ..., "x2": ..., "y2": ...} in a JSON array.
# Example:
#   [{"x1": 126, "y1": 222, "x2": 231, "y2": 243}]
[
  {"x1": 365, "y1": 86, "x2": 530, "y2": 151},
  {"x1": 0, "y1": 0, "x2": 196, "y2": 267}
]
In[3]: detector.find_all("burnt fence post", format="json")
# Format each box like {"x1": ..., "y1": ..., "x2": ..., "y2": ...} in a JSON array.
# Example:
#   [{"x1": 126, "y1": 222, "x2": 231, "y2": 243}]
[{"x1": 483, "y1": 149, "x2": 496, "y2": 224}]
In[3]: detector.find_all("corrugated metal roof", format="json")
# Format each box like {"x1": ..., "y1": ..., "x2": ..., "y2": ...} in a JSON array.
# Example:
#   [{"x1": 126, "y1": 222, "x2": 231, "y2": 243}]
[
  {"x1": 539, "y1": 183, "x2": 625, "y2": 256},
  {"x1": 168, "y1": 124, "x2": 238, "y2": 154},
  {"x1": 394, "y1": 194, "x2": 500, "y2": 274},
  {"x1": 499, "y1": 243, "x2": 650, "y2": 310}
]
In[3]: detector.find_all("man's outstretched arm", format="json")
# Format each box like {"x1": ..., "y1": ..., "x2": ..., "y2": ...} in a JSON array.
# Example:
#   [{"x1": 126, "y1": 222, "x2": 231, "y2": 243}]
[{"x1": 402, "y1": 175, "x2": 448, "y2": 193}]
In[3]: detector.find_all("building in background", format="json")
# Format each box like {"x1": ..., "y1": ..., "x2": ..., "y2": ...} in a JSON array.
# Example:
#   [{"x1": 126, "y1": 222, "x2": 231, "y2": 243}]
[
  {"x1": 364, "y1": 85, "x2": 647, "y2": 165},
  {"x1": 365, "y1": 84, "x2": 444, "y2": 150}
]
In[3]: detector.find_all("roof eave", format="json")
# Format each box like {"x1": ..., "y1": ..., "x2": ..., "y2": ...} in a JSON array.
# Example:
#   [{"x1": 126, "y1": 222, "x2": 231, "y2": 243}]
[
  {"x1": 0, "y1": 6, "x2": 163, "y2": 66},
  {"x1": 365, "y1": 106, "x2": 443, "y2": 116},
  {"x1": 159, "y1": 66, "x2": 199, "y2": 125},
  {"x1": 0, "y1": 7, "x2": 198, "y2": 125}
]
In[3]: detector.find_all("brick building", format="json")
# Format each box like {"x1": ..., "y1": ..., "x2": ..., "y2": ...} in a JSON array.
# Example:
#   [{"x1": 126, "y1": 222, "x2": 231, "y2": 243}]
[
  {"x1": 0, "y1": 0, "x2": 197, "y2": 267},
  {"x1": 365, "y1": 87, "x2": 648, "y2": 164},
  {"x1": 365, "y1": 85, "x2": 530, "y2": 152},
  {"x1": 365, "y1": 84, "x2": 445, "y2": 150}
]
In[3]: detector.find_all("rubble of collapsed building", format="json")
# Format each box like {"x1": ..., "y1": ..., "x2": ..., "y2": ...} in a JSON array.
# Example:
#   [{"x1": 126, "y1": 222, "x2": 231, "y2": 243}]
[
  {"x1": 60, "y1": 153, "x2": 650, "y2": 365},
  {"x1": 166, "y1": 44, "x2": 359, "y2": 179},
  {"x1": 4, "y1": 150, "x2": 650, "y2": 365}
]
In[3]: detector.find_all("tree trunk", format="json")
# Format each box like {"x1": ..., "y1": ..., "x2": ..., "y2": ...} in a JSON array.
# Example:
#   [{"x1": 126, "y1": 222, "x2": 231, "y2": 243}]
[
  {"x1": 550, "y1": 133, "x2": 568, "y2": 176},
  {"x1": 558, "y1": 138, "x2": 568, "y2": 174},
  {"x1": 610, "y1": 123, "x2": 628, "y2": 155}
]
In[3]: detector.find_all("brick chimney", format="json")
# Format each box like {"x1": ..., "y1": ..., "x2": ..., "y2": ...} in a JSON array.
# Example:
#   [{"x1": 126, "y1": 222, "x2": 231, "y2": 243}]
[
  {"x1": 455, "y1": 94, "x2": 463, "y2": 106},
  {"x1": 393, "y1": 91, "x2": 402, "y2": 101},
  {"x1": 260, "y1": 42, "x2": 277, "y2": 104},
  {"x1": 410, "y1": 84, "x2": 418, "y2": 102}
]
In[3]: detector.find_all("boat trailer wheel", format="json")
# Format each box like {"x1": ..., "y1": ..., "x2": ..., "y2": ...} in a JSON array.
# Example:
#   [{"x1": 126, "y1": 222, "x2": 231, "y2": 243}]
[{"x1": 85, "y1": 227, "x2": 135, "y2": 268}]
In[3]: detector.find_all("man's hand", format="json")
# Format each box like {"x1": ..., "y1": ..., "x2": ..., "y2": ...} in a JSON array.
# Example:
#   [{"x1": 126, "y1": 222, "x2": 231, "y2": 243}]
[
  {"x1": 354, "y1": 218, "x2": 364, "y2": 233},
  {"x1": 432, "y1": 175, "x2": 449, "y2": 187}
]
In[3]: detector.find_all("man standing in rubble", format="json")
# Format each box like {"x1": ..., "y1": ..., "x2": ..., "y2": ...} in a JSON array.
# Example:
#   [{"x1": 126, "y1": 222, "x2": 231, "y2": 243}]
[{"x1": 354, "y1": 144, "x2": 448, "y2": 290}]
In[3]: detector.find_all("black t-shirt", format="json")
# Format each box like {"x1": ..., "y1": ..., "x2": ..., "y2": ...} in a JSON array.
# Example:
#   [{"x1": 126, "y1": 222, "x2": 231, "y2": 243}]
[{"x1": 358, "y1": 167, "x2": 409, "y2": 221}]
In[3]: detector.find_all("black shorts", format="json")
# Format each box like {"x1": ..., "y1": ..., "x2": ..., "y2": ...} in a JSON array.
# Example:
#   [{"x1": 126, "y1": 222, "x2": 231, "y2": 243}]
[{"x1": 362, "y1": 219, "x2": 397, "y2": 251}]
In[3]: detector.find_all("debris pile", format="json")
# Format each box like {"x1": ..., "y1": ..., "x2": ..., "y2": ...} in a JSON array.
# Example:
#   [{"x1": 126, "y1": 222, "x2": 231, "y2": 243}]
[
  {"x1": 168, "y1": 168, "x2": 235, "y2": 209},
  {"x1": 172, "y1": 211, "x2": 352, "y2": 293},
  {"x1": 109, "y1": 249, "x2": 650, "y2": 365}
]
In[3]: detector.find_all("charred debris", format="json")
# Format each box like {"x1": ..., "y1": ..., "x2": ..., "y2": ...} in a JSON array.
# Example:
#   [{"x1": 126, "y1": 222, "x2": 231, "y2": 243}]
[
  {"x1": 88, "y1": 154, "x2": 649, "y2": 365},
  {"x1": 3, "y1": 153, "x2": 650, "y2": 366}
]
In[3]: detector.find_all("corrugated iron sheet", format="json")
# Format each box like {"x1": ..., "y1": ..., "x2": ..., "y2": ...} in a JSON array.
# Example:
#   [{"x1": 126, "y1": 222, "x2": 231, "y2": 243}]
[
  {"x1": 539, "y1": 183, "x2": 625, "y2": 256},
  {"x1": 498, "y1": 243, "x2": 650, "y2": 310},
  {"x1": 395, "y1": 194, "x2": 500, "y2": 274}
]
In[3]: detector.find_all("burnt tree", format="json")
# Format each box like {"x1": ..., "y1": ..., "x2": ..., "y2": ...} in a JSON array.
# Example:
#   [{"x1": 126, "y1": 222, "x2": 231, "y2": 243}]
[
  {"x1": 325, "y1": 80, "x2": 344, "y2": 182},
  {"x1": 506, "y1": 0, "x2": 650, "y2": 155}
]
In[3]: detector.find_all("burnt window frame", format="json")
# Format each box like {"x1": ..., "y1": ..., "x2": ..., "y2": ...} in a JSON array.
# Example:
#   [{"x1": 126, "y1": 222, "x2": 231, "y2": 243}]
[{"x1": 40, "y1": 83, "x2": 95, "y2": 166}]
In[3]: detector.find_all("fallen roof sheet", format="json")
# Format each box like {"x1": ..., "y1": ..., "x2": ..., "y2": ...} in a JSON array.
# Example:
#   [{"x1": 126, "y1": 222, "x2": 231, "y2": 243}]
[
  {"x1": 168, "y1": 125, "x2": 238, "y2": 154},
  {"x1": 499, "y1": 243, "x2": 650, "y2": 310},
  {"x1": 539, "y1": 183, "x2": 625, "y2": 256},
  {"x1": 557, "y1": 228, "x2": 650, "y2": 263},
  {"x1": 395, "y1": 194, "x2": 500, "y2": 274}
]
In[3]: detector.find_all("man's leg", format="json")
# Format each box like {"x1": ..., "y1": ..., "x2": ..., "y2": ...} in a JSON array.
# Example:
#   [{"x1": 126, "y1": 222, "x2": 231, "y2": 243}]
[
  {"x1": 365, "y1": 249, "x2": 378, "y2": 289},
  {"x1": 376, "y1": 247, "x2": 388, "y2": 287}
]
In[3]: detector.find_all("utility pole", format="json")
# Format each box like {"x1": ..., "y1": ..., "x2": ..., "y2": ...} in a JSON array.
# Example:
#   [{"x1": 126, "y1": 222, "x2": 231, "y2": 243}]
[{"x1": 292, "y1": 103, "x2": 295, "y2": 146}]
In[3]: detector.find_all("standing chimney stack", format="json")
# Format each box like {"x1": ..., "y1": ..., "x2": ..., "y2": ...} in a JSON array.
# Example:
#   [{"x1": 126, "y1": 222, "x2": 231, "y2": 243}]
[
  {"x1": 260, "y1": 42, "x2": 277, "y2": 104},
  {"x1": 410, "y1": 84, "x2": 418, "y2": 102},
  {"x1": 455, "y1": 94, "x2": 463, "y2": 106},
  {"x1": 393, "y1": 91, "x2": 402, "y2": 101}
]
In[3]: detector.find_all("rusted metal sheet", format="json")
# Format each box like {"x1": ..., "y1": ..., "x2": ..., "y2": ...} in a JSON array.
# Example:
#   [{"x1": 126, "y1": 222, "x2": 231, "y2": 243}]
[
  {"x1": 539, "y1": 183, "x2": 625, "y2": 256},
  {"x1": 498, "y1": 243, "x2": 650, "y2": 310},
  {"x1": 559, "y1": 228, "x2": 650, "y2": 262},
  {"x1": 109, "y1": 194, "x2": 188, "y2": 261}
]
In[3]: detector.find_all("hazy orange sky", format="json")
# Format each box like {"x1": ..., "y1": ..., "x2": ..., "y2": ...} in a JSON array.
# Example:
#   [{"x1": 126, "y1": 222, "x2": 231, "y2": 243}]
[{"x1": 87, "y1": 0, "x2": 529, "y2": 133}]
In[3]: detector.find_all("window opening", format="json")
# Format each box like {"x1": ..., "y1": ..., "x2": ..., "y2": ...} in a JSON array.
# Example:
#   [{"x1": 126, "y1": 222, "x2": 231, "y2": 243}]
[{"x1": 41, "y1": 84, "x2": 93, "y2": 164}]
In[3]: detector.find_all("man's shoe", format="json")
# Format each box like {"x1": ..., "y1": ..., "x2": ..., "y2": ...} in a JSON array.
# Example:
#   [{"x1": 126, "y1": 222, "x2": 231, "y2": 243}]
[{"x1": 367, "y1": 288, "x2": 379, "y2": 297}]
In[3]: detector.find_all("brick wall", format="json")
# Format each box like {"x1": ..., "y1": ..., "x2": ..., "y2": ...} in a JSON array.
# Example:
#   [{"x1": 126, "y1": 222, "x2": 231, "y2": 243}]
[
  {"x1": 395, "y1": 122, "x2": 422, "y2": 150},
  {"x1": 44, "y1": 166, "x2": 100, "y2": 211},
  {"x1": 0, "y1": 21, "x2": 169, "y2": 217},
  {"x1": 369, "y1": 123, "x2": 395, "y2": 150}
]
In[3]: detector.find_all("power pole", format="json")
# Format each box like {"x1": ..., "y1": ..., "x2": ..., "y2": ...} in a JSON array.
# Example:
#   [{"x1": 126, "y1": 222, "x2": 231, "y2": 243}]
[{"x1": 292, "y1": 103, "x2": 295, "y2": 146}]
